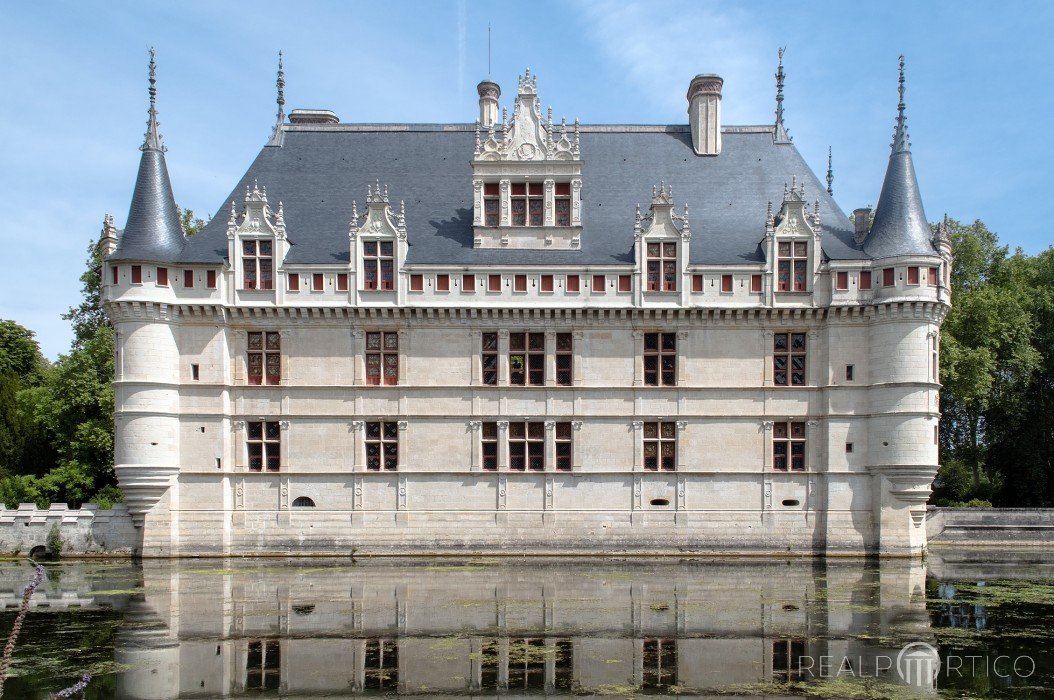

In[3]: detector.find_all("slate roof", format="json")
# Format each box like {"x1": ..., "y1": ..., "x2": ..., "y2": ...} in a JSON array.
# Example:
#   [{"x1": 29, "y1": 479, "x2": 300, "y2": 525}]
[
  {"x1": 179, "y1": 124, "x2": 867, "y2": 266},
  {"x1": 109, "y1": 146, "x2": 187, "y2": 262}
]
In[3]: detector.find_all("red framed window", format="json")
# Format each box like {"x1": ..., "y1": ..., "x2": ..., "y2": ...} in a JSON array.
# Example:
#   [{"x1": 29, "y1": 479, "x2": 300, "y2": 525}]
[
  {"x1": 410, "y1": 274, "x2": 423, "y2": 291},
  {"x1": 644, "y1": 332, "x2": 676, "y2": 386},
  {"x1": 555, "y1": 422, "x2": 572, "y2": 471},
  {"x1": 462, "y1": 274, "x2": 476, "y2": 292},
  {"x1": 555, "y1": 182, "x2": 571, "y2": 226},
  {"x1": 509, "y1": 332, "x2": 545, "y2": 386},
  {"x1": 643, "y1": 421, "x2": 676, "y2": 471},
  {"x1": 835, "y1": 271, "x2": 848, "y2": 290},
  {"x1": 777, "y1": 241, "x2": 808, "y2": 292},
  {"x1": 907, "y1": 266, "x2": 920, "y2": 285},
  {"x1": 156, "y1": 267, "x2": 168, "y2": 287},
  {"x1": 131, "y1": 265, "x2": 142, "y2": 284},
  {"x1": 509, "y1": 421, "x2": 544, "y2": 471},
  {"x1": 488, "y1": 274, "x2": 502, "y2": 292},
  {"x1": 646, "y1": 242, "x2": 677, "y2": 292},
  {"x1": 247, "y1": 331, "x2": 281, "y2": 385},
  {"x1": 242, "y1": 240, "x2": 273, "y2": 290},
  {"x1": 481, "y1": 422, "x2": 498, "y2": 470},
  {"x1": 883, "y1": 267, "x2": 895, "y2": 286},
  {"x1": 692, "y1": 274, "x2": 703, "y2": 292},
  {"x1": 483, "y1": 183, "x2": 499, "y2": 227},
  {"x1": 247, "y1": 421, "x2": 280, "y2": 471},
  {"x1": 592, "y1": 275, "x2": 605, "y2": 293},
  {"x1": 481, "y1": 332, "x2": 498, "y2": 385},
  {"x1": 183, "y1": 270, "x2": 194, "y2": 288},
  {"x1": 111, "y1": 266, "x2": 119, "y2": 284},
  {"x1": 773, "y1": 421, "x2": 806, "y2": 471},
  {"x1": 721, "y1": 274, "x2": 733, "y2": 293},
  {"x1": 773, "y1": 332, "x2": 806, "y2": 386},
  {"x1": 556, "y1": 332, "x2": 573, "y2": 386},
  {"x1": 287, "y1": 273, "x2": 299, "y2": 291},
  {"x1": 511, "y1": 182, "x2": 543, "y2": 226},
  {"x1": 436, "y1": 274, "x2": 450, "y2": 292},
  {"x1": 751, "y1": 274, "x2": 763, "y2": 293},
  {"x1": 565, "y1": 275, "x2": 580, "y2": 292},
  {"x1": 365, "y1": 421, "x2": 398, "y2": 471},
  {"x1": 618, "y1": 275, "x2": 632, "y2": 292},
  {"x1": 337, "y1": 273, "x2": 348, "y2": 291},
  {"x1": 514, "y1": 274, "x2": 527, "y2": 292},
  {"x1": 312, "y1": 273, "x2": 324, "y2": 291},
  {"x1": 540, "y1": 274, "x2": 554, "y2": 293},
  {"x1": 207, "y1": 270, "x2": 217, "y2": 289},
  {"x1": 860, "y1": 270, "x2": 872, "y2": 290},
  {"x1": 365, "y1": 331, "x2": 399, "y2": 385},
  {"x1": 363, "y1": 240, "x2": 394, "y2": 290},
  {"x1": 928, "y1": 267, "x2": 939, "y2": 286}
]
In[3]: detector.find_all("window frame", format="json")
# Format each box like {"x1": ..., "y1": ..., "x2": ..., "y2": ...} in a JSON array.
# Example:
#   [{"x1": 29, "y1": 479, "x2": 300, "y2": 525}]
[
  {"x1": 860, "y1": 270, "x2": 872, "y2": 290},
  {"x1": 646, "y1": 241, "x2": 678, "y2": 292},
  {"x1": 362, "y1": 240, "x2": 395, "y2": 291},
  {"x1": 156, "y1": 267, "x2": 168, "y2": 287},
  {"x1": 510, "y1": 182, "x2": 544, "y2": 227},
  {"x1": 364, "y1": 421, "x2": 399, "y2": 471},
  {"x1": 365, "y1": 331, "x2": 399, "y2": 386},
  {"x1": 773, "y1": 421, "x2": 806, "y2": 472},
  {"x1": 835, "y1": 271, "x2": 848, "y2": 290},
  {"x1": 555, "y1": 332, "x2": 573, "y2": 386},
  {"x1": 509, "y1": 332, "x2": 545, "y2": 386},
  {"x1": 776, "y1": 240, "x2": 808, "y2": 292},
  {"x1": 481, "y1": 332, "x2": 498, "y2": 386},
  {"x1": 247, "y1": 331, "x2": 281, "y2": 385},
  {"x1": 508, "y1": 421, "x2": 545, "y2": 471},
  {"x1": 183, "y1": 269, "x2": 194, "y2": 288},
  {"x1": 643, "y1": 421, "x2": 677, "y2": 471},
  {"x1": 565, "y1": 274, "x2": 580, "y2": 293},
  {"x1": 773, "y1": 332, "x2": 807, "y2": 387},
  {"x1": 643, "y1": 332, "x2": 677, "y2": 387},
  {"x1": 242, "y1": 239, "x2": 274, "y2": 290},
  {"x1": 462, "y1": 273, "x2": 476, "y2": 293},
  {"x1": 247, "y1": 420, "x2": 281, "y2": 472}
]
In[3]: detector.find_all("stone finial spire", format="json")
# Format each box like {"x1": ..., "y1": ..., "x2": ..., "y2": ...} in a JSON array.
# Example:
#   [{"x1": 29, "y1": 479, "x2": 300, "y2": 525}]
[
  {"x1": 892, "y1": 54, "x2": 910, "y2": 153},
  {"x1": 826, "y1": 147, "x2": 834, "y2": 195},
  {"x1": 268, "y1": 51, "x2": 286, "y2": 146},
  {"x1": 142, "y1": 48, "x2": 163, "y2": 152},
  {"x1": 773, "y1": 47, "x2": 790, "y2": 143},
  {"x1": 99, "y1": 213, "x2": 119, "y2": 256}
]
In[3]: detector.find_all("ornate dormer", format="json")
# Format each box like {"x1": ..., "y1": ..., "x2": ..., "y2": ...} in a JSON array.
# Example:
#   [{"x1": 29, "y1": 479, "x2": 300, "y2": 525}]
[
  {"x1": 471, "y1": 69, "x2": 583, "y2": 250},
  {"x1": 635, "y1": 183, "x2": 691, "y2": 302},
  {"x1": 227, "y1": 181, "x2": 288, "y2": 292},
  {"x1": 765, "y1": 177, "x2": 822, "y2": 295},
  {"x1": 349, "y1": 181, "x2": 407, "y2": 294}
]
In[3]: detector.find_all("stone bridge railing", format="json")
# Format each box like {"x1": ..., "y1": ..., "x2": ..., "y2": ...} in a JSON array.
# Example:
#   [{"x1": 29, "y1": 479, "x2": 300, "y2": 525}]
[
  {"x1": 0, "y1": 504, "x2": 136, "y2": 556},
  {"x1": 927, "y1": 506, "x2": 1054, "y2": 546}
]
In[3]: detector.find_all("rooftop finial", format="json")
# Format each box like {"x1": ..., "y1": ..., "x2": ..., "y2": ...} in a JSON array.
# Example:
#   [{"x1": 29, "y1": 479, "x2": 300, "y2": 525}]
[
  {"x1": 774, "y1": 47, "x2": 790, "y2": 142},
  {"x1": 142, "y1": 47, "x2": 164, "y2": 151},
  {"x1": 826, "y1": 146, "x2": 833, "y2": 196},
  {"x1": 892, "y1": 55, "x2": 910, "y2": 153},
  {"x1": 268, "y1": 51, "x2": 286, "y2": 146}
]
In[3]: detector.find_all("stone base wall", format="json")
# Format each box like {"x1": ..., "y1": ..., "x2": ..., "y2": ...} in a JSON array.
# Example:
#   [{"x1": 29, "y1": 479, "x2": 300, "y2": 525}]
[
  {"x1": 0, "y1": 504, "x2": 137, "y2": 556},
  {"x1": 927, "y1": 506, "x2": 1054, "y2": 546}
]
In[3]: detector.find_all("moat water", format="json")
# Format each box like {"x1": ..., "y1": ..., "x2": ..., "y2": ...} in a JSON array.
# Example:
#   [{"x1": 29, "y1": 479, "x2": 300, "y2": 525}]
[{"x1": 0, "y1": 551, "x2": 1052, "y2": 698}]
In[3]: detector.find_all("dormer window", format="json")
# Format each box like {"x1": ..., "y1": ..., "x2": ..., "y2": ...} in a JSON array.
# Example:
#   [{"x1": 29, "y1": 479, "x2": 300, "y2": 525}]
[
  {"x1": 777, "y1": 241, "x2": 807, "y2": 292},
  {"x1": 647, "y1": 242, "x2": 678, "y2": 292},
  {"x1": 242, "y1": 240, "x2": 273, "y2": 290},
  {"x1": 512, "y1": 183, "x2": 543, "y2": 226},
  {"x1": 363, "y1": 241, "x2": 394, "y2": 291},
  {"x1": 555, "y1": 183, "x2": 571, "y2": 226},
  {"x1": 483, "y1": 184, "x2": 499, "y2": 226}
]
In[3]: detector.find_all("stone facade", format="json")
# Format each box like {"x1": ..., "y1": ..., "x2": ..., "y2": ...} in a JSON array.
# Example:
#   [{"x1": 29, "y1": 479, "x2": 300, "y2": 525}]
[{"x1": 102, "y1": 57, "x2": 950, "y2": 557}]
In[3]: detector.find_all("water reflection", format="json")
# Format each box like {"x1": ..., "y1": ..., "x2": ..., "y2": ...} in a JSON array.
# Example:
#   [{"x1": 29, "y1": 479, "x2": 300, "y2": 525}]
[{"x1": 103, "y1": 558, "x2": 936, "y2": 697}]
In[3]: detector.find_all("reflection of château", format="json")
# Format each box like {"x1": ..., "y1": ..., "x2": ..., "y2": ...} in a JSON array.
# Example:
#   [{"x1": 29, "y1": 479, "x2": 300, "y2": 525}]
[{"x1": 111, "y1": 559, "x2": 936, "y2": 697}]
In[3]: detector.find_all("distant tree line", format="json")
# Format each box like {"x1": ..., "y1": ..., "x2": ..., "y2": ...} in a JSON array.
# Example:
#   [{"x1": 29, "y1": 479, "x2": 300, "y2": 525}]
[{"x1": 0, "y1": 212, "x2": 1050, "y2": 508}]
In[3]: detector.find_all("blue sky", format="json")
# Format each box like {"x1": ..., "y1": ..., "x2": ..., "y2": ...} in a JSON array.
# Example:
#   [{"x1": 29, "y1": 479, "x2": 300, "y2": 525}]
[{"x1": 2, "y1": 0, "x2": 1052, "y2": 358}]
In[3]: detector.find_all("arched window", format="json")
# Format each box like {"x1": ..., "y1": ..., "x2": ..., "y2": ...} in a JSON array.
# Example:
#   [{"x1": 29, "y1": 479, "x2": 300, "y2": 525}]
[{"x1": 292, "y1": 496, "x2": 315, "y2": 508}]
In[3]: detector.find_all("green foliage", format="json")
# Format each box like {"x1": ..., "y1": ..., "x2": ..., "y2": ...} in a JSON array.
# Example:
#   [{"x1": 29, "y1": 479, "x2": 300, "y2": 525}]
[
  {"x1": 179, "y1": 207, "x2": 206, "y2": 237},
  {"x1": 46, "y1": 523, "x2": 63, "y2": 558},
  {"x1": 0, "y1": 320, "x2": 47, "y2": 380}
]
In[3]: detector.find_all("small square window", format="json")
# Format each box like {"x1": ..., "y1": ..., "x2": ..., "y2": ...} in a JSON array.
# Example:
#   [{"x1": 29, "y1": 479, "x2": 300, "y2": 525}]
[
  {"x1": 540, "y1": 274, "x2": 554, "y2": 293},
  {"x1": 692, "y1": 275, "x2": 703, "y2": 293},
  {"x1": 184, "y1": 269, "x2": 194, "y2": 288},
  {"x1": 488, "y1": 274, "x2": 502, "y2": 292},
  {"x1": 846, "y1": 442, "x2": 854, "y2": 453},
  {"x1": 860, "y1": 270, "x2": 872, "y2": 290},
  {"x1": 191, "y1": 364, "x2": 200, "y2": 381},
  {"x1": 437, "y1": 274, "x2": 450, "y2": 292},
  {"x1": 565, "y1": 275, "x2": 580, "y2": 293},
  {"x1": 592, "y1": 275, "x2": 605, "y2": 293},
  {"x1": 751, "y1": 274, "x2": 763, "y2": 293},
  {"x1": 131, "y1": 265, "x2": 142, "y2": 284},
  {"x1": 288, "y1": 273, "x2": 300, "y2": 291},
  {"x1": 312, "y1": 273, "x2": 324, "y2": 291},
  {"x1": 907, "y1": 266, "x2": 920, "y2": 286},
  {"x1": 721, "y1": 274, "x2": 733, "y2": 293},
  {"x1": 156, "y1": 267, "x2": 168, "y2": 287},
  {"x1": 207, "y1": 270, "x2": 217, "y2": 289},
  {"x1": 514, "y1": 274, "x2": 527, "y2": 292},
  {"x1": 462, "y1": 274, "x2": 476, "y2": 292},
  {"x1": 846, "y1": 364, "x2": 854, "y2": 381},
  {"x1": 409, "y1": 274, "x2": 423, "y2": 291},
  {"x1": 618, "y1": 274, "x2": 632, "y2": 292},
  {"x1": 835, "y1": 271, "x2": 848, "y2": 290},
  {"x1": 337, "y1": 273, "x2": 348, "y2": 291},
  {"x1": 882, "y1": 267, "x2": 895, "y2": 287}
]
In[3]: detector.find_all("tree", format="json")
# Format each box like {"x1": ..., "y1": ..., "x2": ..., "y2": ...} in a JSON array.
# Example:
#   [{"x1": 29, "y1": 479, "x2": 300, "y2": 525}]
[
  {"x1": 179, "y1": 207, "x2": 207, "y2": 237},
  {"x1": 0, "y1": 320, "x2": 47, "y2": 380}
]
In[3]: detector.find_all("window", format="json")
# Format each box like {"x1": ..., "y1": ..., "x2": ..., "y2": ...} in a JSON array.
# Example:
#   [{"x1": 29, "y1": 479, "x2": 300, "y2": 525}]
[
  {"x1": 463, "y1": 273, "x2": 476, "y2": 292},
  {"x1": 835, "y1": 271, "x2": 848, "y2": 290},
  {"x1": 772, "y1": 639, "x2": 806, "y2": 682},
  {"x1": 514, "y1": 274, "x2": 527, "y2": 292},
  {"x1": 928, "y1": 266, "x2": 939, "y2": 286},
  {"x1": 436, "y1": 274, "x2": 450, "y2": 292},
  {"x1": 773, "y1": 421, "x2": 806, "y2": 471},
  {"x1": 481, "y1": 332, "x2": 498, "y2": 385},
  {"x1": 509, "y1": 332, "x2": 544, "y2": 386},
  {"x1": 751, "y1": 274, "x2": 763, "y2": 293},
  {"x1": 247, "y1": 331, "x2": 281, "y2": 385},
  {"x1": 882, "y1": 267, "x2": 895, "y2": 286},
  {"x1": 511, "y1": 182, "x2": 543, "y2": 226},
  {"x1": 191, "y1": 363, "x2": 199, "y2": 381},
  {"x1": 643, "y1": 421, "x2": 676, "y2": 471},
  {"x1": 246, "y1": 640, "x2": 280, "y2": 691},
  {"x1": 646, "y1": 242, "x2": 677, "y2": 292},
  {"x1": 777, "y1": 241, "x2": 808, "y2": 292},
  {"x1": 556, "y1": 333, "x2": 573, "y2": 386},
  {"x1": 692, "y1": 274, "x2": 703, "y2": 292},
  {"x1": 643, "y1": 639, "x2": 677, "y2": 691},
  {"x1": 206, "y1": 269, "x2": 217, "y2": 289},
  {"x1": 156, "y1": 267, "x2": 168, "y2": 287},
  {"x1": 846, "y1": 442, "x2": 854, "y2": 453},
  {"x1": 337, "y1": 273, "x2": 348, "y2": 291},
  {"x1": 183, "y1": 269, "x2": 194, "y2": 288},
  {"x1": 540, "y1": 274, "x2": 554, "y2": 293},
  {"x1": 773, "y1": 332, "x2": 806, "y2": 386},
  {"x1": 721, "y1": 274, "x2": 733, "y2": 293},
  {"x1": 483, "y1": 183, "x2": 499, "y2": 227},
  {"x1": 288, "y1": 273, "x2": 299, "y2": 291},
  {"x1": 409, "y1": 274, "x2": 423, "y2": 291},
  {"x1": 565, "y1": 274, "x2": 580, "y2": 293},
  {"x1": 131, "y1": 265, "x2": 142, "y2": 284},
  {"x1": 509, "y1": 422, "x2": 544, "y2": 471},
  {"x1": 247, "y1": 421, "x2": 280, "y2": 471},
  {"x1": 242, "y1": 240, "x2": 273, "y2": 290},
  {"x1": 907, "y1": 266, "x2": 920, "y2": 285},
  {"x1": 363, "y1": 240, "x2": 394, "y2": 290},
  {"x1": 481, "y1": 421, "x2": 498, "y2": 470},
  {"x1": 488, "y1": 274, "x2": 502, "y2": 292},
  {"x1": 555, "y1": 182, "x2": 571, "y2": 226},
  {"x1": 860, "y1": 270, "x2": 872, "y2": 290},
  {"x1": 365, "y1": 421, "x2": 398, "y2": 471},
  {"x1": 111, "y1": 266, "x2": 119, "y2": 285},
  {"x1": 365, "y1": 332, "x2": 399, "y2": 385},
  {"x1": 592, "y1": 275, "x2": 605, "y2": 293},
  {"x1": 846, "y1": 364, "x2": 854, "y2": 381},
  {"x1": 312, "y1": 273, "x2": 324, "y2": 291},
  {"x1": 292, "y1": 496, "x2": 315, "y2": 507},
  {"x1": 644, "y1": 332, "x2": 676, "y2": 386},
  {"x1": 507, "y1": 638, "x2": 546, "y2": 690},
  {"x1": 618, "y1": 274, "x2": 632, "y2": 292},
  {"x1": 364, "y1": 639, "x2": 398, "y2": 691},
  {"x1": 555, "y1": 423, "x2": 572, "y2": 471}
]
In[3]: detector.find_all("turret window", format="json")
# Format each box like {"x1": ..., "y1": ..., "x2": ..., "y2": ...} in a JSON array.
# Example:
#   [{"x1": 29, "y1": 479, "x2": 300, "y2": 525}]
[
  {"x1": 242, "y1": 240, "x2": 273, "y2": 290},
  {"x1": 363, "y1": 241, "x2": 394, "y2": 290},
  {"x1": 183, "y1": 270, "x2": 194, "y2": 288},
  {"x1": 131, "y1": 265, "x2": 142, "y2": 284},
  {"x1": 907, "y1": 267, "x2": 920, "y2": 285},
  {"x1": 156, "y1": 267, "x2": 168, "y2": 287},
  {"x1": 647, "y1": 242, "x2": 678, "y2": 292},
  {"x1": 928, "y1": 267, "x2": 939, "y2": 286},
  {"x1": 777, "y1": 241, "x2": 807, "y2": 292}
]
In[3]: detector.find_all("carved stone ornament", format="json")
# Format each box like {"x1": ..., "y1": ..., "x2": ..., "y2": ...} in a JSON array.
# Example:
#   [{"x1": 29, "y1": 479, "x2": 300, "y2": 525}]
[
  {"x1": 637, "y1": 182, "x2": 690, "y2": 243},
  {"x1": 351, "y1": 181, "x2": 407, "y2": 241},
  {"x1": 473, "y1": 68, "x2": 580, "y2": 162}
]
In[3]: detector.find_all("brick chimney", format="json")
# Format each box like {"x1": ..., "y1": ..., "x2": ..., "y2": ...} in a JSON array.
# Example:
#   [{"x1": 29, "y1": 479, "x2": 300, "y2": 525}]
[{"x1": 687, "y1": 74, "x2": 723, "y2": 156}]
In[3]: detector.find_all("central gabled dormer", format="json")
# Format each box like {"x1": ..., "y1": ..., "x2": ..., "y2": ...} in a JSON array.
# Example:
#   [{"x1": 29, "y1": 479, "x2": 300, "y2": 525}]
[{"x1": 471, "y1": 69, "x2": 582, "y2": 250}]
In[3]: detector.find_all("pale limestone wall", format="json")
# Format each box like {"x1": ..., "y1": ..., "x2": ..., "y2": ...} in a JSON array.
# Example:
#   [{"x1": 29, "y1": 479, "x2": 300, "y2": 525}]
[{"x1": 0, "y1": 504, "x2": 136, "y2": 555}]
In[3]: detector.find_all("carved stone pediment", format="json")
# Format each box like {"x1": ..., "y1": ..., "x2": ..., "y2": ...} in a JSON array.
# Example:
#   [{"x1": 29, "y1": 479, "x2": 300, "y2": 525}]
[
  {"x1": 473, "y1": 69, "x2": 579, "y2": 163},
  {"x1": 349, "y1": 181, "x2": 406, "y2": 241},
  {"x1": 772, "y1": 176, "x2": 820, "y2": 238},
  {"x1": 228, "y1": 180, "x2": 286, "y2": 240},
  {"x1": 635, "y1": 182, "x2": 690, "y2": 242}
]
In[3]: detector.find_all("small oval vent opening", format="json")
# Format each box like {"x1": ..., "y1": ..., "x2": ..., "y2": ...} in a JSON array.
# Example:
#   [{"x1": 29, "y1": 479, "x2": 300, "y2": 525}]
[
  {"x1": 781, "y1": 499, "x2": 800, "y2": 507},
  {"x1": 650, "y1": 498, "x2": 670, "y2": 506},
  {"x1": 292, "y1": 497, "x2": 316, "y2": 508}
]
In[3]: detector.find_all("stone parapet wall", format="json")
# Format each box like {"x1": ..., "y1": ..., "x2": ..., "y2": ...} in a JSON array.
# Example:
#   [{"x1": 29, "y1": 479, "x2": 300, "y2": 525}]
[
  {"x1": 927, "y1": 507, "x2": 1054, "y2": 546},
  {"x1": 0, "y1": 504, "x2": 137, "y2": 556}
]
